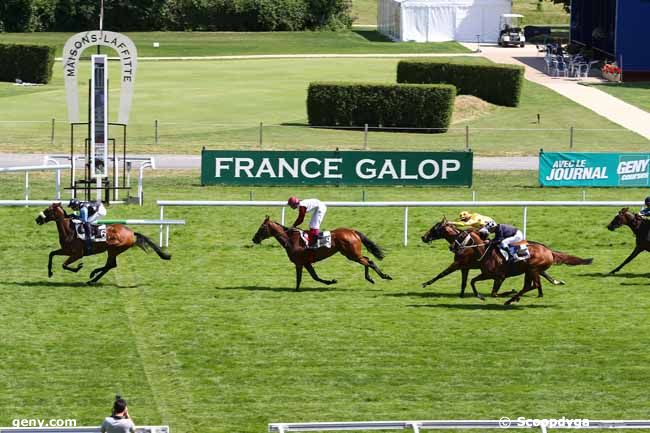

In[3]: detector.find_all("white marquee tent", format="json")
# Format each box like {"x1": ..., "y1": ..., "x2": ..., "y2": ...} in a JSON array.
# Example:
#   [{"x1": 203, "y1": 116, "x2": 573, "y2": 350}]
[{"x1": 378, "y1": 0, "x2": 512, "y2": 43}]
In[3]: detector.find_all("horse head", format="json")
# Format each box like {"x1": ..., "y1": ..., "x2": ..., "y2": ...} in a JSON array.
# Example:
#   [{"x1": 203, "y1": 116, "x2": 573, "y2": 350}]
[
  {"x1": 607, "y1": 207, "x2": 635, "y2": 231},
  {"x1": 252, "y1": 215, "x2": 272, "y2": 244},
  {"x1": 35, "y1": 202, "x2": 65, "y2": 225},
  {"x1": 421, "y1": 217, "x2": 459, "y2": 244}
]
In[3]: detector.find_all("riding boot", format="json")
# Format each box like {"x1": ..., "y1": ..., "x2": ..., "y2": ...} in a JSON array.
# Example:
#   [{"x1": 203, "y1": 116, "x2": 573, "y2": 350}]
[
  {"x1": 308, "y1": 228, "x2": 320, "y2": 248},
  {"x1": 83, "y1": 222, "x2": 93, "y2": 256}
]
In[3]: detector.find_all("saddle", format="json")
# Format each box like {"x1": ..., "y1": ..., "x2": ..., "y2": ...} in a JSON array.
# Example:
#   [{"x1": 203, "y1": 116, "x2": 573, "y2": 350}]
[
  {"x1": 71, "y1": 220, "x2": 107, "y2": 242},
  {"x1": 508, "y1": 241, "x2": 531, "y2": 262},
  {"x1": 299, "y1": 230, "x2": 332, "y2": 249}
]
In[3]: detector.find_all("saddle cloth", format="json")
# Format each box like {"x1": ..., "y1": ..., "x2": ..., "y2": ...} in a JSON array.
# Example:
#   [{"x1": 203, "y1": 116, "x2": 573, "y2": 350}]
[
  {"x1": 72, "y1": 221, "x2": 107, "y2": 242},
  {"x1": 509, "y1": 241, "x2": 531, "y2": 262},
  {"x1": 299, "y1": 231, "x2": 332, "y2": 249}
]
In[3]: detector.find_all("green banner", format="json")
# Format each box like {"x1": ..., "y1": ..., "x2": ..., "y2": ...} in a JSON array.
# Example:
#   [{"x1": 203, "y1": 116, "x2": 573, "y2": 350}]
[
  {"x1": 201, "y1": 150, "x2": 473, "y2": 186},
  {"x1": 539, "y1": 152, "x2": 650, "y2": 187}
]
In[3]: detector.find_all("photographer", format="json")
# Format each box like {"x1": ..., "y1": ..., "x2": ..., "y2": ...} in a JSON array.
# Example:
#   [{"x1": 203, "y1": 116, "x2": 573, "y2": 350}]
[{"x1": 101, "y1": 396, "x2": 135, "y2": 433}]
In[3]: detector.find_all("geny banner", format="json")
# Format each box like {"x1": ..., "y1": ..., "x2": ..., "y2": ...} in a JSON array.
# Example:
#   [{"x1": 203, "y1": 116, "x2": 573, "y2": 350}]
[
  {"x1": 201, "y1": 150, "x2": 473, "y2": 186},
  {"x1": 539, "y1": 152, "x2": 650, "y2": 187}
]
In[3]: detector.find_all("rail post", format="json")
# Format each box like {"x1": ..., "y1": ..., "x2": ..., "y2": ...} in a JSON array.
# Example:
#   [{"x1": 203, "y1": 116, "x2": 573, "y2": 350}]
[
  {"x1": 281, "y1": 206, "x2": 286, "y2": 226},
  {"x1": 50, "y1": 117, "x2": 56, "y2": 146},
  {"x1": 24, "y1": 172, "x2": 29, "y2": 201},
  {"x1": 403, "y1": 207, "x2": 409, "y2": 246},
  {"x1": 259, "y1": 122, "x2": 263, "y2": 149},
  {"x1": 159, "y1": 206, "x2": 164, "y2": 246},
  {"x1": 364, "y1": 124, "x2": 369, "y2": 150},
  {"x1": 465, "y1": 125, "x2": 470, "y2": 151},
  {"x1": 523, "y1": 206, "x2": 528, "y2": 238},
  {"x1": 569, "y1": 126, "x2": 574, "y2": 149},
  {"x1": 154, "y1": 119, "x2": 159, "y2": 145}
]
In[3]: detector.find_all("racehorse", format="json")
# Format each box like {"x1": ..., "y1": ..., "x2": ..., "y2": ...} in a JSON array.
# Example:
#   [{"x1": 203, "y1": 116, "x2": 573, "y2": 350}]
[
  {"x1": 607, "y1": 207, "x2": 650, "y2": 275},
  {"x1": 35, "y1": 202, "x2": 171, "y2": 284},
  {"x1": 421, "y1": 218, "x2": 565, "y2": 297},
  {"x1": 454, "y1": 230, "x2": 592, "y2": 305},
  {"x1": 252, "y1": 216, "x2": 392, "y2": 291}
]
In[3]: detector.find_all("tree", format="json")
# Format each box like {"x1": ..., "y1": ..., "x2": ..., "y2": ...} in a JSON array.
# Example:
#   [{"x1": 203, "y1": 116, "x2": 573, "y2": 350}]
[
  {"x1": 0, "y1": 0, "x2": 33, "y2": 32},
  {"x1": 553, "y1": 0, "x2": 570, "y2": 13}
]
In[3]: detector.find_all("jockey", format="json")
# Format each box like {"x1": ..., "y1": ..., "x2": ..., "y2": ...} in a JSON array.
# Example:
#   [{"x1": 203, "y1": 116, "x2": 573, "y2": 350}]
[
  {"x1": 481, "y1": 221, "x2": 525, "y2": 262},
  {"x1": 640, "y1": 196, "x2": 650, "y2": 218},
  {"x1": 68, "y1": 198, "x2": 107, "y2": 255},
  {"x1": 450, "y1": 210, "x2": 496, "y2": 231},
  {"x1": 288, "y1": 196, "x2": 327, "y2": 248}
]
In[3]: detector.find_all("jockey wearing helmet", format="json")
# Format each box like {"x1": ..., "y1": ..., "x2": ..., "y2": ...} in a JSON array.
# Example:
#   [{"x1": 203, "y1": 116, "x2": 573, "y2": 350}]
[
  {"x1": 68, "y1": 198, "x2": 107, "y2": 255},
  {"x1": 479, "y1": 220, "x2": 525, "y2": 263},
  {"x1": 641, "y1": 196, "x2": 650, "y2": 218},
  {"x1": 450, "y1": 210, "x2": 496, "y2": 231},
  {"x1": 288, "y1": 196, "x2": 327, "y2": 248}
]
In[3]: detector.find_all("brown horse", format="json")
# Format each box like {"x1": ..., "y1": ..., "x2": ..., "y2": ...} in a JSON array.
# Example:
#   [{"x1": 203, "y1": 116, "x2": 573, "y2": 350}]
[
  {"x1": 252, "y1": 216, "x2": 392, "y2": 290},
  {"x1": 421, "y1": 218, "x2": 565, "y2": 297},
  {"x1": 35, "y1": 202, "x2": 171, "y2": 284},
  {"x1": 454, "y1": 230, "x2": 592, "y2": 304},
  {"x1": 607, "y1": 207, "x2": 650, "y2": 275}
]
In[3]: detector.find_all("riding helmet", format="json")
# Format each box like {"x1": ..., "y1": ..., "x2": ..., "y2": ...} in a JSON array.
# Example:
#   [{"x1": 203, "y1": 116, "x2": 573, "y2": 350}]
[{"x1": 287, "y1": 196, "x2": 300, "y2": 207}]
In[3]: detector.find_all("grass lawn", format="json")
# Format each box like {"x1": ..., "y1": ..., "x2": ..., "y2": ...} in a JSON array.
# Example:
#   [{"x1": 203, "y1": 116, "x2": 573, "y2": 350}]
[
  {"x1": 0, "y1": 31, "x2": 469, "y2": 58},
  {"x1": 589, "y1": 82, "x2": 650, "y2": 114},
  {"x1": 353, "y1": 0, "x2": 568, "y2": 27},
  {"x1": 0, "y1": 57, "x2": 647, "y2": 156},
  {"x1": 0, "y1": 170, "x2": 649, "y2": 433}
]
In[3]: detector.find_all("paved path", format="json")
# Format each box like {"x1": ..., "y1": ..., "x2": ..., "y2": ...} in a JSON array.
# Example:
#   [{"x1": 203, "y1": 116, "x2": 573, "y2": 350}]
[
  {"x1": 466, "y1": 43, "x2": 650, "y2": 140},
  {"x1": 0, "y1": 153, "x2": 538, "y2": 171}
]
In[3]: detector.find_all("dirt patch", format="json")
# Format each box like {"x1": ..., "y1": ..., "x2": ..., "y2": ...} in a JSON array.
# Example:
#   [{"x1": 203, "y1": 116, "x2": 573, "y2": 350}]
[{"x1": 451, "y1": 95, "x2": 497, "y2": 124}]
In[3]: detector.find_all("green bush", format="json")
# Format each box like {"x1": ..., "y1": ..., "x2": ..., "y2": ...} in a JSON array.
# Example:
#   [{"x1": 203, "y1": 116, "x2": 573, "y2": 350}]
[
  {"x1": 397, "y1": 60, "x2": 524, "y2": 107},
  {"x1": 307, "y1": 82, "x2": 456, "y2": 132},
  {"x1": 0, "y1": 43, "x2": 55, "y2": 84}
]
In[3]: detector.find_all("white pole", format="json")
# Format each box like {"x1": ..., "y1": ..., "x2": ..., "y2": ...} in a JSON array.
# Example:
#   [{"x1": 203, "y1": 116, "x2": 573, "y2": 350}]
[
  {"x1": 114, "y1": 157, "x2": 119, "y2": 201},
  {"x1": 281, "y1": 207, "x2": 286, "y2": 226},
  {"x1": 24, "y1": 172, "x2": 29, "y2": 201},
  {"x1": 159, "y1": 206, "x2": 164, "y2": 246},
  {"x1": 403, "y1": 207, "x2": 409, "y2": 247},
  {"x1": 523, "y1": 206, "x2": 528, "y2": 238},
  {"x1": 56, "y1": 168, "x2": 61, "y2": 199},
  {"x1": 165, "y1": 225, "x2": 170, "y2": 248}
]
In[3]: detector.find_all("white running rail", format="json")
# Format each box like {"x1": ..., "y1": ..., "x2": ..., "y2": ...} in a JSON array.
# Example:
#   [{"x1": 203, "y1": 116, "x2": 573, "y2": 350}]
[
  {"x1": 268, "y1": 420, "x2": 650, "y2": 433},
  {"x1": 0, "y1": 159, "x2": 71, "y2": 201},
  {"x1": 156, "y1": 200, "x2": 643, "y2": 246},
  {"x1": 0, "y1": 426, "x2": 168, "y2": 433}
]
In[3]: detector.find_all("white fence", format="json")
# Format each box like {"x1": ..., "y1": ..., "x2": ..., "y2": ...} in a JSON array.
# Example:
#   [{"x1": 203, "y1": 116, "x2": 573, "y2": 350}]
[
  {"x1": 268, "y1": 420, "x2": 650, "y2": 433},
  {"x1": 156, "y1": 200, "x2": 643, "y2": 246},
  {"x1": 0, "y1": 159, "x2": 70, "y2": 201},
  {"x1": 0, "y1": 426, "x2": 168, "y2": 433}
]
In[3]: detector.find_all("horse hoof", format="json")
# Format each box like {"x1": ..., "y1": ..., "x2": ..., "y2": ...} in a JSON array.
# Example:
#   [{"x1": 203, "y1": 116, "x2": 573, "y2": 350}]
[
  {"x1": 421, "y1": 283, "x2": 428, "y2": 288},
  {"x1": 48, "y1": 272, "x2": 53, "y2": 278},
  {"x1": 385, "y1": 275, "x2": 393, "y2": 280},
  {"x1": 477, "y1": 295, "x2": 485, "y2": 301},
  {"x1": 329, "y1": 279, "x2": 338, "y2": 285}
]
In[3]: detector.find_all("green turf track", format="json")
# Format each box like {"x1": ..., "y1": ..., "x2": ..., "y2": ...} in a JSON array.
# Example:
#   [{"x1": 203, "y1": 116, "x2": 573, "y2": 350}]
[
  {"x1": 0, "y1": 170, "x2": 648, "y2": 432},
  {"x1": 0, "y1": 58, "x2": 647, "y2": 155}
]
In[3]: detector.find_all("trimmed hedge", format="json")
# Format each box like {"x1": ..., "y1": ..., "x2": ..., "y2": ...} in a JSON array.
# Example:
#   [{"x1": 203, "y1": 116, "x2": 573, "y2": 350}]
[
  {"x1": 307, "y1": 82, "x2": 456, "y2": 132},
  {"x1": 397, "y1": 60, "x2": 524, "y2": 107},
  {"x1": 0, "y1": 43, "x2": 55, "y2": 84}
]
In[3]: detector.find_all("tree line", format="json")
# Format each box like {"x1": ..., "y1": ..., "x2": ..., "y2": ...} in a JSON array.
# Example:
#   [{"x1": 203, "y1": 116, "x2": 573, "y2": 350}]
[{"x1": 0, "y1": 0, "x2": 353, "y2": 32}]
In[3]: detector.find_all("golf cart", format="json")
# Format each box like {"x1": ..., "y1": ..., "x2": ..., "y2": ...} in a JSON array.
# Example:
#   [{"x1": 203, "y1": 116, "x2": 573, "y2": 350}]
[{"x1": 498, "y1": 14, "x2": 526, "y2": 47}]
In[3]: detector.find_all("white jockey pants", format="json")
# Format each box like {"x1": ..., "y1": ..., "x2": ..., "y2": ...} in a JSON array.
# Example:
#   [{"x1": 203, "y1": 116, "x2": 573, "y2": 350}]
[
  {"x1": 500, "y1": 230, "x2": 524, "y2": 250},
  {"x1": 86, "y1": 205, "x2": 107, "y2": 224},
  {"x1": 309, "y1": 205, "x2": 326, "y2": 229}
]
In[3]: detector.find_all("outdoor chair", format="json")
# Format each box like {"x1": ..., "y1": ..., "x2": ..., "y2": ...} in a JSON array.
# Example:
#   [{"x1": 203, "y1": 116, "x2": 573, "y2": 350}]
[{"x1": 552, "y1": 59, "x2": 569, "y2": 77}]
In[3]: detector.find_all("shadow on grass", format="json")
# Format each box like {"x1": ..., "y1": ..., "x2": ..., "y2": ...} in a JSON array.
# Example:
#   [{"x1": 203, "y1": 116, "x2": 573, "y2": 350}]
[
  {"x1": 215, "y1": 285, "x2": 332, "y2": 292},
  {"x1": 579, "y1": 272, "x2": 650, "y2": 278},
  {"x1": 385, "y1": 291, "x2": 465, "y2": 299},
  {"x1": 409, "y1": 303, "x2": 552, "y2": 310},
  {"x1": 7, "y1": 280, "x2": 96, "y2": 288},
  {"x1": 352, "y1": 29, "x2": 394, "y2": 43}
]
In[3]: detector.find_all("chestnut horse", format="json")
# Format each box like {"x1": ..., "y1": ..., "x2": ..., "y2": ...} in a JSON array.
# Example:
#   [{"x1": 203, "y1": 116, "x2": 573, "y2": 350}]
[
  {"x1": 36, "y1": 202, "x2": 171, "y2": 284},
  {"x1": 607, "y1": 208, "x2": 650, "y2": 275},
  {"x1": 455, "y1": 230, "x2": 592, "y2": 305},
  {"x1": 420, "y1": 218, "x2": 565, "y2": 297},
  {"x1": 252, "y1": 216, "x2": 392, "y2": 290}
]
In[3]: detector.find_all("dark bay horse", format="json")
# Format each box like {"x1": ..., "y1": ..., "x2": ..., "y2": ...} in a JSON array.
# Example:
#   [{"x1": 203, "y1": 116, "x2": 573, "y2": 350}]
[
  {"x1": 421, "y1": 218, "x2": 565, "y2": 297},
  {"x1": 252, "y1": 216, "x2": 392, "y2": 290},
  {"x1": 607, "y1": 207, "x2": 650, "y2": 275},
  {"x1": 36, "y1": 202, "x2": 171, "y2": 284},
  {"x1": 455, "y1": 230, "x2": 592, "y2": 305}
]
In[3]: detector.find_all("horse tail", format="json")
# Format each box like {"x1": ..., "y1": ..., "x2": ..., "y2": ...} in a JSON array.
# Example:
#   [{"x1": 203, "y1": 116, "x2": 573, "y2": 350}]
[
  {"x1": 135, "y1": 233, "x2": 172, "y2": 260},
  {"x1": 552, "y1": 251, "x2": 592, "y2": 266},
  {"x1": 355, "y1": 231, "x2": 385, "y2": 260}
]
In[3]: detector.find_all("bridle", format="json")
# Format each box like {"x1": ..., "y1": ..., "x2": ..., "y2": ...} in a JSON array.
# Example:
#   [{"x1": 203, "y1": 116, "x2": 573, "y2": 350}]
[{"x1": 452, "y1": 231, "x2": 491, "y2": 260}]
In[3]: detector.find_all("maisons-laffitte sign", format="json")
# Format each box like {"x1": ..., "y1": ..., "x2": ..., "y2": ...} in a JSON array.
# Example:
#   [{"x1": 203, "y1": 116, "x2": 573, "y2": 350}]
[{"x1": 62, "y1": 30, "x2": 138, "y2": 124}]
